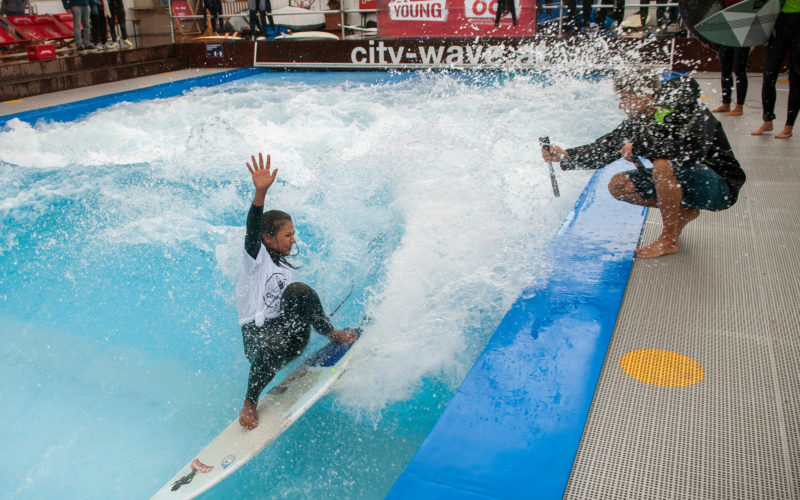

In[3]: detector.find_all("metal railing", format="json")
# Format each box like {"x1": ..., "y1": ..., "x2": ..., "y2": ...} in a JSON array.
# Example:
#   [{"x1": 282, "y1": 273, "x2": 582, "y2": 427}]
[{"x1": 166, "y1": 0, "x2": 684, "y2": 45}]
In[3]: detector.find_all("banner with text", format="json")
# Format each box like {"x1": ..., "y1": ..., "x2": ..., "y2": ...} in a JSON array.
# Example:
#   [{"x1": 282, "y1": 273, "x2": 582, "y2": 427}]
[{"x1": 378, "y1": 0, "x2": 536, "y2": 38}]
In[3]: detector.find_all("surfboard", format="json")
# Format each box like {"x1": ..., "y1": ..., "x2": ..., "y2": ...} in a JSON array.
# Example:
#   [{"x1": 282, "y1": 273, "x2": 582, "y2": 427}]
[
  {"x1": 151, "y1": 334, "x2": 359, "y2": 500},
  {"x1": 693, "y1": 0, "x2": 780, "y2": 47},
  {"x1": 191, "y1": 34, "x2": 243, "y2": 41},
  {"x1": 274, "y1": 30, "x2": 340, "y2": 40},
  {"x1": 680, "y1": 0, "x2": 779, "y2": 47}
]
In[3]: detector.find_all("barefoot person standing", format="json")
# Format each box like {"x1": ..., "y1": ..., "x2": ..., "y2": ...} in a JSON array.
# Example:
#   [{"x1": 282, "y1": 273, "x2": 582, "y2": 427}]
[
  {"x1": 236, "y1": 153, "x2": 356, "y2": 429},
  {"x1": 543, "y1": 72, "x2": 746, "y2": 259},
  {"x1": 751, "y1": 0, "x2": 799, "y2": 139}
]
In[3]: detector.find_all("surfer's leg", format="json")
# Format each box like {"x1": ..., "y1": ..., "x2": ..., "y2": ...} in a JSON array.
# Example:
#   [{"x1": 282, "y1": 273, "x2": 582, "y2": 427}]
[
  {"x1": 732, "y1": 46, "x2": 749, "y2": 111},
  {"x1": 281, "y1": 282, "x2": 335, "y2": 338},
  {"x1": 778, "y1": 21, "x2": 800, "y2": 138},
  {"x1": 240, "y1": 322, "x2": 292, "y2": 428},
  {"x1": 756, "y1": 13, "x2": 791, "y2": 134},
  {"x1": 714, "y1": 46, "x2": 733, "y2": 112},
  {"x1": 281, "y1": 283, "x2": 357, "y2": 344}
]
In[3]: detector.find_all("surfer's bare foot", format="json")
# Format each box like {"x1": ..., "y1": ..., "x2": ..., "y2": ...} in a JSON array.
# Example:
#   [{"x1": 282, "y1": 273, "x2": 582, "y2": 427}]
[
  {"x1": 635, "y1": 237, "x2": 679, "y2": 259},
  {"x1": 239, "y1": 399, "x2": 258, "y2": 430},
  {"x1": 726, "y1": 104, "x2": 743, "y2": 116},
  {"x1": 329, "y1": 329, "x2": 357, "y2": 344},
  {"x1": 752, "y1": 121, "x2": 773, "y2": 135},
  {"x1": 775, "y1": 125, "x2": 793, "y2": 139},
  {"x1": 712, "y1": 103, "x2": 730, "y2": 113}
]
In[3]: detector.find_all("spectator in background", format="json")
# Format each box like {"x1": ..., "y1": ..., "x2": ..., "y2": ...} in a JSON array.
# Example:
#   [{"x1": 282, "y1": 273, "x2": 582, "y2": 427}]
[
  {"x1": 106, "y1": 0, "x2": 133, "y2": 49},
  {"x1": 2, "y1": 0, "x2": 29, "y2": 16},
  {"x1": 248, "y1": 0, "x2": 274, "y2": 40},
  {"x1": 89, "y1": 0, "x2": 108, "y2": 50},
  {"x1": 63, "y1": 0, "x2": 93, "y2": 52},
  {"x1": 640, "y1": 0, "x2": 679, "y2": 32},
  {"x1": 595, "y1": 0, "x2": 624, "y2": 30},
  {"x1": 712, "y1": 44, "x2": 749, "y2": 116},
  {"x1": 752, "y1": 0, "x2": 799, "y2": 139},
  {"x1": 203, "y1": 0, "x2": 223, "y2": 34},
  {"x1": 565, "y1": 0, "x2": 594, "y2": 29}
]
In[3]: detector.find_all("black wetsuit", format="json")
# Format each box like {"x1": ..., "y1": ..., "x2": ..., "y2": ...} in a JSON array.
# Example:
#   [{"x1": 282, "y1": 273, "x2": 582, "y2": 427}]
[
  {"x1": 561, "y1": 76, "x2": 746, "y2": 207},
  {"x1": 241, "y1": 205, "x2": 335, "y2": 404},
  {"x1": 761, "y1": 11, "x2": 800, "y2": 126}
]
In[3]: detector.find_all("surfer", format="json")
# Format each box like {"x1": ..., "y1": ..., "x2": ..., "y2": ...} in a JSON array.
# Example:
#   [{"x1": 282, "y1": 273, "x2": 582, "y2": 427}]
[
  {"x1": 751, "y1": 0, "x2": 799, "y2": 139},
  {"x1": 542, "y1": 72, "x2": 746, "y2": 258},
  {"x1": 236, "y1": 153, "x2": 357, "y2": 430}
]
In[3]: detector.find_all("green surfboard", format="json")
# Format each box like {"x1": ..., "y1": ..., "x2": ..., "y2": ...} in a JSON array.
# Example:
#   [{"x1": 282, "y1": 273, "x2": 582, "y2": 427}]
[{"x1": 693, "y1": 0, "x2": 780, "y2": 47}]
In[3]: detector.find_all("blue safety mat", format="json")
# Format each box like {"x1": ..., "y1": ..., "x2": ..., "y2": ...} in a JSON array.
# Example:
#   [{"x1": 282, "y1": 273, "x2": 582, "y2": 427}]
[{"x1": 388, "y1": 161, "x2": 647, "y2": 499}]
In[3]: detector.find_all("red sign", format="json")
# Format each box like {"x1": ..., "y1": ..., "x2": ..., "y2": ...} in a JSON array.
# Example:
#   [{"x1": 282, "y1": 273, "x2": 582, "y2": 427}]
[
  {"x1": 172, "y1": 0, "x2": 192, "y2": 18},
  {"x1": 361, "y1": 0, "x2": 377, "y2": 9},
  {"x1": 27, "y1": 43, "x2": 56, "y2": 61},
  {"x1": 378, "y1": 0, "x2": 535, "y2": 38}
]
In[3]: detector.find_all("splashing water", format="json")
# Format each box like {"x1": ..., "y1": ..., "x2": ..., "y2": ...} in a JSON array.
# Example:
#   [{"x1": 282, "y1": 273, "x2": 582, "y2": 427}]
[{"x1": 0, "y1": 70, "x2": 623, "y2": 499}]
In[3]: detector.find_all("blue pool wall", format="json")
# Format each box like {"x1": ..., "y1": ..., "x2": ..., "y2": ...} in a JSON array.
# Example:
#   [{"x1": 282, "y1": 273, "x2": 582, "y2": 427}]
[
  {"x1": 0, "y1": 68, "x2": 261, "y2": 127},
  {"x1": 388, "y1": 161, "x2": 647, "y2": 499}
]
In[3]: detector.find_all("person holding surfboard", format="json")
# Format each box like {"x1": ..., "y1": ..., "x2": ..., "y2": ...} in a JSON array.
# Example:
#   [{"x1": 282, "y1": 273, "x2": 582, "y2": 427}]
[
  {"x1": 236, "y1": 152, "x2": 357, "y2": 430},
  {"x1": 711, "y1": 0, "x2": 750, "y2": 118},
  {"x1": 751, "y1": 0, "x2": 799, "y2": 139},
  {"x1": 542, "y1": 72, "x2": 746, "y2": 258}
]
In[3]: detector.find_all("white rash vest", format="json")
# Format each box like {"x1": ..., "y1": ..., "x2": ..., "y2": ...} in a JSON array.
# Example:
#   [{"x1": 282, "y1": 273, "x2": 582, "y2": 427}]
[{"x1": 235, "y1": 244, "x2": 294, "y2": 327}]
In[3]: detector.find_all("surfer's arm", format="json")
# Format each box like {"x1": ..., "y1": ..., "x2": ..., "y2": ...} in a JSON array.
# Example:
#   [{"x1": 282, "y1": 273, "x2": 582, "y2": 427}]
[
  {"x1": 244, "y1": 153, "x2": 278, "y2": 259},
  {"x1": 245, "y1": 204, "x2": 263, "y2": 260}
]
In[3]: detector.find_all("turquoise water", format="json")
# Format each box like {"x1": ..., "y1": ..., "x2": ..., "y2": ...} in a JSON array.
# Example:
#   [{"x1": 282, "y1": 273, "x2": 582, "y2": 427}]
[{"x1": 0, "y1": 70, "x2": 620, "y2": 499}]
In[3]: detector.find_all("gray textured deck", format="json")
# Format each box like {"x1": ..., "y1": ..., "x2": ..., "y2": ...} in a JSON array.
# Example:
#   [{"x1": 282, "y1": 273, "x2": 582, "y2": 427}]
[{"x1": 565, "y1": 73, "x2": 800, "y2": 499}]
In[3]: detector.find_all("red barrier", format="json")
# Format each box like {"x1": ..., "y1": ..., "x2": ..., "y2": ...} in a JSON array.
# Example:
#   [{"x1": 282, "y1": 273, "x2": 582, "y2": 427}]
[
  {"x1": 377, "y1": 0, "x2": 535, "y2": 38},
  {"x1": 9, "y1": 15, "x2": 73, "y2": 42},
  {"x1": 27, "y1": 43, "x2": 57, "y2": 60}
]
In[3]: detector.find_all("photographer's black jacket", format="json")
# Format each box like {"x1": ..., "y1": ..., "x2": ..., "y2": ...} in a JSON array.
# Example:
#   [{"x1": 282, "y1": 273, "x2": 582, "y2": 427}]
[{"x1": 561, "y1": 76, "x2": 746, "y2": 206}]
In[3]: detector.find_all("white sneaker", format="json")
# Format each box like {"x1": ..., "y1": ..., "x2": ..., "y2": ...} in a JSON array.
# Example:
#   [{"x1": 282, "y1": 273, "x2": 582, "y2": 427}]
[
  {"x1": 122, "y1": 39, "x2": 133, "y2": 49},
  {"x1": 105, "y1": 40, "x2": 117, "y2": 50}
]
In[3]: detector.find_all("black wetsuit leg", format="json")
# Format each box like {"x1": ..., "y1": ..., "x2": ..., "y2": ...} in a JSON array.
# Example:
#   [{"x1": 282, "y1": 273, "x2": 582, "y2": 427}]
[
  {"x1": 762, "y1": 12, "x2": 800, "y2": 125},
  {"x1": 732, "y1": 47, "x2": 749, "y2": 106},
  {"x1": 242, "y1": 282, "x2": 335, "y2": 404},
  {"x1": 718, "y1": 46, "x2": 749, "y2": 105}
]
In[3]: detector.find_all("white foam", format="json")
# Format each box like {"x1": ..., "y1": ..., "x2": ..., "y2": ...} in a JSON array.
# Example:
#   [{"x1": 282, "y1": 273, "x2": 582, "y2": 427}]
[{"x1": 0, "y1": 72, "x2": 620, "y2": 416}]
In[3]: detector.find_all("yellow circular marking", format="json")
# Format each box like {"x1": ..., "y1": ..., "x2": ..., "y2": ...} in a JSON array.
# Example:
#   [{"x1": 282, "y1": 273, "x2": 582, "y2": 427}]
[{"x1": 620, "y1": 349, "x2": 704, "y2": 387}]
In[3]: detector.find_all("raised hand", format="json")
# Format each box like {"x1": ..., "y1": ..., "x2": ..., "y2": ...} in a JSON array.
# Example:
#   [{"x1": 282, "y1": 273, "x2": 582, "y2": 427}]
[{"x1": 247, "y1": 153, "x2": 278, "y2": 194}]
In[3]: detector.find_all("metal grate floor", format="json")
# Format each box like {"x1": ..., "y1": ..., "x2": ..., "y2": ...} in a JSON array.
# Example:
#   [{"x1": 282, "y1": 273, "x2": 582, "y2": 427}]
[{"x1": 564, "y1": 73, "x2": 800, "y2": 499}]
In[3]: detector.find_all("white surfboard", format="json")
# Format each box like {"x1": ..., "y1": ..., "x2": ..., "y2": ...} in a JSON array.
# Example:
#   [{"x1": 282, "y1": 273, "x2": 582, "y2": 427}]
[
  {"x1": 151, "y1": 335, "x2": 358, "y2": 500},
  {"x1": 274, "y1": 31, "x2": 340, "y2": 40}
]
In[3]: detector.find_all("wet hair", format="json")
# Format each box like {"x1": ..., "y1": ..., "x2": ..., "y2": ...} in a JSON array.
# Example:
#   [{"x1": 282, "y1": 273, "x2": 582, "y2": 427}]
[
  {"x1": 613, "y1": 70, "x2": 662, "y2": 96},
  {"x1": 262, "y1": 210, "x2": 299, "y2": 269}
]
